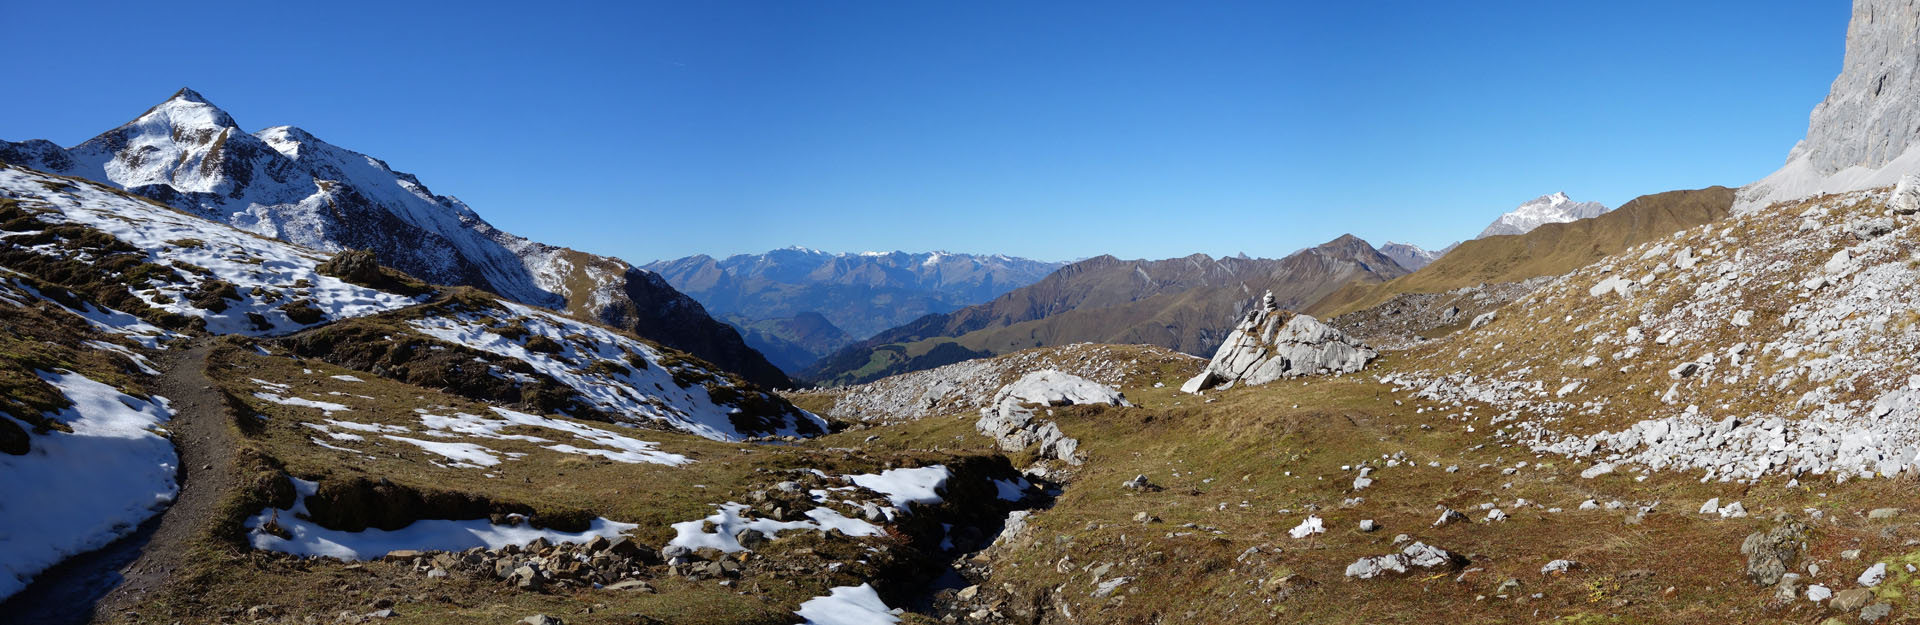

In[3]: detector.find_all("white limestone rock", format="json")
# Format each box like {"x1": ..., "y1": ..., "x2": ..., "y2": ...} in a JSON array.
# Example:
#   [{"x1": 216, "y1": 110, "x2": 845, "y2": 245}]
[
  {"x1": 1182, "y1": 291, "x2": 1375, "y2": 394},
  {"x1": 1344, "y1": 542, "x2": 1466, "y2": 579},
  {"x1": 1893, "y1": 173, "x2": 1920, "y2": 215},
  {"x1": 976, "y1": 370, "x2": 1129, "y2": 465}
]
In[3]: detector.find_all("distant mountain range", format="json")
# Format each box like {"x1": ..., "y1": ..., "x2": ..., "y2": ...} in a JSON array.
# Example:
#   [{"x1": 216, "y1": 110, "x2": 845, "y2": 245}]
[
  {"x1": 801, "y1": 234, "x2": 1409, "y2": 386},
  {"x1": 644, "y1": 248, "x2": 1061, "y2": 373},
  {"x1": 0, "y1": 89, "x2": 791, "y2": 388},
  {"x1": 1476, "y1": 192, "x2": 1610, "y2": 238}
]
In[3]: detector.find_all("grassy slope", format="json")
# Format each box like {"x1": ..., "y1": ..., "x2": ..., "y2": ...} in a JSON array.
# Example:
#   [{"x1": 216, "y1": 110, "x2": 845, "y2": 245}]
[
  {"x1": 117, "y1": 340, "x2": 1008, "y2": 625},
  {"x1": 1308, "y1": 186, "x2": 1735, "y2": 319},
  {"x1": 830, "y1": 348, "x2": 1917, "y2": 624}
]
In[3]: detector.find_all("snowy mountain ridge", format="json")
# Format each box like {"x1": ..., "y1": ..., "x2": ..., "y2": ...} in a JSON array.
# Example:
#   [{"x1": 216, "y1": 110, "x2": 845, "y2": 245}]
[
  {"x1": 0, "y1": 89, "x2": 791, "y2": 387},
  {"x1": 1475, "y1": 192, "x2": 1610, "y2": 239}
]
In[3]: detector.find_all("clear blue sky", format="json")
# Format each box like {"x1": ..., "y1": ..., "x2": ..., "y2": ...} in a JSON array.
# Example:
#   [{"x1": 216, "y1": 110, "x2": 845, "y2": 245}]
[{"x1": 2, "y1": 1, "x2": 1847, "y2": 263}]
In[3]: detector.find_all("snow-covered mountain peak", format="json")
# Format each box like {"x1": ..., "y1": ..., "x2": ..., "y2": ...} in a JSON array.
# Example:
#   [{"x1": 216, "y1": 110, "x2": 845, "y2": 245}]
[
  {"x1": 1476, "y1": 192, "x2": 1609, "y2": 239},
  {"x1": 135, "y1": 87, "x2": 239, "y2": 133},
  {"x1": 168, "y1": 86, "x2": 212, "y2": 104}
]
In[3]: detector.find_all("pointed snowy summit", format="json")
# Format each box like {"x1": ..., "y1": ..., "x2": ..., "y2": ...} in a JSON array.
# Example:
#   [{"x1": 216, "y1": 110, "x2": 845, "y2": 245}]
[
  {"x1": 1475, "y1": 192, "x2": 1608, "y2": 239},
  {"x1": 168, "y1": 86, "x2": 211, "y2": 104}
]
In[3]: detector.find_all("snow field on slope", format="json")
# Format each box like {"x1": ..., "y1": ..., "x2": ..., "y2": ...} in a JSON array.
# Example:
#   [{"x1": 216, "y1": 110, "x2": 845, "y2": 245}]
[
  {"x1": 251, "y1": 372, "x2": 690, "y2": 469},
  {"x1": 243, "y1": 478, "x2": 637, "y2": 560},
  {"x1": 0, "y1": 274, "x2": 181, "y2": 350},
  {"x1": 0, "y1": 371, "x2": 177, "y2": 601},
  {"x1": 409, "y1": 299, "x2": 823, "y2": 441},
  {"x1": 0, "y1": 166, "x2": 423, "y2": 335}
]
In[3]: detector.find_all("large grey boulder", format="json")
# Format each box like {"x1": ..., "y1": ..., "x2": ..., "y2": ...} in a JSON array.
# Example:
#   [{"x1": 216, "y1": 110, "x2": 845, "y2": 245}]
[
  {"x1": 1894, "y1": 173, "x2": 1920, "y2": 215},
  {"x1": 1183, "y1": 291, "x2": 1376, "y2": 393},
  {"x1": 977, "y1": 370, "x2": 1129, "y2": 465}
]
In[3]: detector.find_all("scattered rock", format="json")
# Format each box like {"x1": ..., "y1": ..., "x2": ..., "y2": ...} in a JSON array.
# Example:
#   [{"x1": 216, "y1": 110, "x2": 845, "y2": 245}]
[
  {"x1": 1869, "y1": 508, "x2": 1902, "y2": 520},
  {"x1": 1861, "y1": 602, "x2": 1893, "y2": 623},
  {"x1": 1344, "y1": 542, "x2": 1468, "y2": 579},
  {"x1": 1831, "y1": 588, "x2": 1874, "y2": 612},
  {"x1": 1741, "y1": 517, "x2": 1808, "y2": 587},
  {"x1": 1859, "y1": 562, "x2": 1888, "y2": 587},
  {"x1": 1851, "y1": 218, "x2": 1896, "y2": 239},
  {"x1": 1433, "y1": 508, "x2": 1469, "y2": 528},
  {"x1": 1540, "y1": 560, "x2": 1580, "y2": 576},
  {"x1": 604, "y1": 580, "x2": 654, "y2": 592},
  {"x1": 1289, "y1": 515, "x2": 1325, "y2": 539}
]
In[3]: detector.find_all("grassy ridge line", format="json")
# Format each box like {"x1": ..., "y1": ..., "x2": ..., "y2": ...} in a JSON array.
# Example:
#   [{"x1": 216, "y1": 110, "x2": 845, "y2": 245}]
[{"x1": 1308, "y1": 186, "x2": 1735, "y2": 319}]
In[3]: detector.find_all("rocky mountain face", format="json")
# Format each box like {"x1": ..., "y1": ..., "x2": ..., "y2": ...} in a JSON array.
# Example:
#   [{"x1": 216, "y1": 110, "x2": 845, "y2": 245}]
[
  {"x1": 1739, "y1": 0, "x2": 1920, "y2": 213},
  {"x1": 802, "y1": 235, "x2": 1408, "y2": 386},
  {"x1": 0, "y1": 89, "x2": 789, "y2": 388},
  {"x1": 645, "y1": 248, "x2": 1061, "y2": 341},
  {"x1": 1476, "y1": 192, "x2": 1610, "y2": 238},
  {"x1": 1379, "y1": 242, "x2": 1449, "y2": 271}
]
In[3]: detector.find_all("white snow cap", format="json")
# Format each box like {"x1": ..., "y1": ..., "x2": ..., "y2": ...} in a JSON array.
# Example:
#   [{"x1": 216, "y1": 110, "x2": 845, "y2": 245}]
[{"x1": 1477, "y1": 192, "x2": 1609, "y2": 239}]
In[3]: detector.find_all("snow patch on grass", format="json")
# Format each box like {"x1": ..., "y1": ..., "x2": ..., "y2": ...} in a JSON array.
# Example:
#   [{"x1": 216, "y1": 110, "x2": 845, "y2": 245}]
[
  {"x1": 795, "y1": 584, "x2": 902, "y2": 625},
  {"x1": 252, "y1": 392, "x2": 351, "y2": 414},
  {"x1": 408, "y1": 299, "x2": 823, "y2": 441},
  {"x1": 243, "y1": 478, "x2": 636, "y2": 560},
  {"x1": 0, "y1": 371, "x2": 176, "y2": 601},
  {"x1": 847, "y1": 466, "x2": 951, "y2": 511},
  {"x1": 381, "y1": 436, "x2": 501, "y2": 468},
  {"x1": 666, "y1": 503, "x2": 881, "y2": 553}
]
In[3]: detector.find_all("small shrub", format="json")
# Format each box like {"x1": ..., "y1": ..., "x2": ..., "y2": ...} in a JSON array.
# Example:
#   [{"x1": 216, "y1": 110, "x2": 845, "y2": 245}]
[
  {"x1": 188, "y1": 280, "x2": 241, "y2": 312},
  {"x1": 279, "y1": 300, "x2": 325, "y2": 325}
]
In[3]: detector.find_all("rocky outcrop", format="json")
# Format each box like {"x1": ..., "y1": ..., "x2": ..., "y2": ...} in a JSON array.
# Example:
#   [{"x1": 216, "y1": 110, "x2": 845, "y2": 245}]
[
  {"x1": 1182, "y1": 292, "x2": 1376, "y2": 393},
  {"x1": 976, "y1": 371, "x2": 1130, "y2": 465},
  {"x1": 1738, "y1": 0, "x2": 1920, "y2": 213}
]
